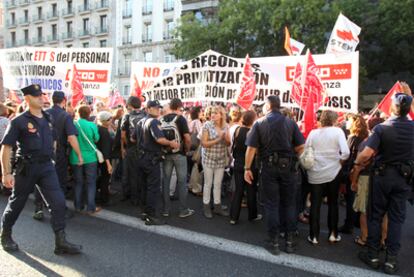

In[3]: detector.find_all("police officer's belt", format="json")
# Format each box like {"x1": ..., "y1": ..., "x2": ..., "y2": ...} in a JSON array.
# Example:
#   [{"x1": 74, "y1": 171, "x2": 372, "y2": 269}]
[
  {"x1": 18, "y1": 155, "x2": 52, "y2": 164},
  {"x1": 374, "y1": 161, "x2": 414, "y2": 180}
]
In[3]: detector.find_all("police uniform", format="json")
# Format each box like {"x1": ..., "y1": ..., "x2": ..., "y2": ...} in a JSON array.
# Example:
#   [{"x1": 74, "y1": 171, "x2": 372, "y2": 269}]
[
  {"x1": 360, "y1": 93, "x2": 414, "y2": 273},
  {"x1": 33, "y1": 91, "x2": 77, "y2": 219},
  {"x1": 133, "y1": 101, "x2": 165, "y2": 225},
  {"x1": 0, "y1": 84, "x2": 81, "y2": 254},
  {"x1": 246, "y1": 102, "x2": 304, "y2": 253}
]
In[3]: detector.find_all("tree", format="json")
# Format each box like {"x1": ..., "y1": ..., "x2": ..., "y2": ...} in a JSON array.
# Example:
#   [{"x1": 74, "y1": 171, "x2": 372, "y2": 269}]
[{"x1": 173, "y1": 0, "x2": 414, "y2": 88}]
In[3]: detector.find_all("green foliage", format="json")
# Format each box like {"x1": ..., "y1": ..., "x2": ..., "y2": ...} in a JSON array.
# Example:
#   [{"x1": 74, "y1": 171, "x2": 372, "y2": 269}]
[{"x1": 173, "y1": 0, "x2": 414, "y2": 82}]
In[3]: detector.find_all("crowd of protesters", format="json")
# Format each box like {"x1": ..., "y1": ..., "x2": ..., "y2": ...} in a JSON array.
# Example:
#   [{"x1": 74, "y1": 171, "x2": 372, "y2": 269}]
[{"x1": 0, "y1": 85, "x2": 413, "y2": 274}]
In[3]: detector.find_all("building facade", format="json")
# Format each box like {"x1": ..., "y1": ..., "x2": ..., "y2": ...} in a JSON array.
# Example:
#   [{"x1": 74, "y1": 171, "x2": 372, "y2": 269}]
[
  {"x1": 115, "y1": 0, "x2": 182, "y2": 97},
  {"x1": 0, "y1": 1, "x2": 4, "y2": 101}
]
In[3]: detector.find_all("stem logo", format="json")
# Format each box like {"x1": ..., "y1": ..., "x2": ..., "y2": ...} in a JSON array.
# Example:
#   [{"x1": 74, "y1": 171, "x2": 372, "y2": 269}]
[{"x1": 336, "y1": 30, "x2": 358, "y2": 42}]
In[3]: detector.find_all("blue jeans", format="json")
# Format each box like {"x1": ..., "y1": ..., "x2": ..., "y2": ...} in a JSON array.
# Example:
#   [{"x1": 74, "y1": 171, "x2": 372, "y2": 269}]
[
  {"x1": 162, "y1": 154, "x2": 188, "y2": 212},
  {"x1": 72, "y1": 162, "x2": 98, "y2": 212}
]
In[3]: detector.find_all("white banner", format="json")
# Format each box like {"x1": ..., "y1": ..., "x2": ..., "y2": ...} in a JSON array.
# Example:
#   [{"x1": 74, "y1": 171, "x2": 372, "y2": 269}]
[
  {"x1": 131, "y1": 50, "x2": 359, "y2": 113},
  {"x1": 326, "y1": 13, "x2": 361, "y2": 54},
  {"x1": 0, "y1": 47, "x2": 113, "y2": 97}
]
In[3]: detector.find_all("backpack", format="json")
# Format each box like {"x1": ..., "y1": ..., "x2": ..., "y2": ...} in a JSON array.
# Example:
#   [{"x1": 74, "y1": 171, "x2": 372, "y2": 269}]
[
  {"x1": 128, "y1": 111, "x2": 146, "y2": 143},
  {"x1": 160, "y1": 115, "x2": 182, "y2": 154}
]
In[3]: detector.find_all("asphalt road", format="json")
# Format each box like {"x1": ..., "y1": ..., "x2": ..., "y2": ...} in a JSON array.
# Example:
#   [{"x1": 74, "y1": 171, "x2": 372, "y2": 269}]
[{"x1": 1, "y1": 185, "x2": 414, "y2": 276}]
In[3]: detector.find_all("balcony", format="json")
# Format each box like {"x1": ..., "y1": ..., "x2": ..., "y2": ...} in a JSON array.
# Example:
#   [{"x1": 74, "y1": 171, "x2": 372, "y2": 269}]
[
  {"x1": 62, "y1": 8, "x2": 75, "y2": 18},
  {"x1": 78, "y1": 5, "x2": 92, "y2": 14},
  {"x1": 95, "y1": 26, "x2": 109, "y2": 36},
  {"x1": 122, "y1": 39, "x2": 132, "y2": 46},
  {"x1": 164, "y1": 3, "x2": 174, "y2": 12},
  {"x1": 142, "y1": 34, "x2": 152, "y2": 43},
  {"x1": 33, "y1": 37, "x2": 45, "y2": 46},
  {"x1": 6, "y1": 41, "x2": 18, "y2": 48},
  {"x1": 20, "y1": 0, "x2": 30, "y2": 6},
  {"x1": 19, "y1": 39, "x2": 31, "y2": 46},
  {"x1": 32, "y1": 15, "x2": 44, "y2": 23},
  {"x1": 6, "y1": 20, "x2": 18, "y2": 28},
  {"x1": 163, "y1": 32, "x2": 174, "y2": 40},
  {"x1": 142, "y1": 7, "x2": 152, "y2": 15},
  {"x1": 6, "y1": 1, "x2": 18, "y2": 9},
  {"x1": 123, "y1": 10, "x2": 132, "y2": 18},
  {"x1": 47, "y1": 11, "x2": 59, "y2": 20},
  {"x1": 79, "y1": 29, "x2": 92, "y2": 38},
  {"x1": 32, "y1": 0, "x2": 43, "y2": 3},
  {"x1": 47, "y1": 35, "x2": 59, "y2": 43},
  {"x1": 96, "y1": 0, "x2": 109, "y2": 11},
  {"x1": 19, "y1": 17, "x2": 30, "y2": 25},
  {"x1": 62, "y1": 32, "x2": 74, "y2": 41}
]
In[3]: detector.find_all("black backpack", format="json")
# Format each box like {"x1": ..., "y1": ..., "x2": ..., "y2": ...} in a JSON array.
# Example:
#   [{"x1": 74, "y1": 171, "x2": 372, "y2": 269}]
[
  {"x1": 160, "y1": 115, "x2": 182, "y2": 154},
  {"x1": 128, "y1": 111, "x2": 146, "y2": 143}
]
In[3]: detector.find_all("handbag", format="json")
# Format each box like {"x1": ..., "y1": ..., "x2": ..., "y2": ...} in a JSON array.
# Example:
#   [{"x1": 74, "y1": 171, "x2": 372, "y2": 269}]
[
  {"x1": 192, "y1": 145, "x2": 202, "y2": 164},
  {"x1": 76, "y1": 121, "x2": 105, "y2": 164},
  {"x1": 299, "y1": 139, "x2": 315, "y2": 170}
]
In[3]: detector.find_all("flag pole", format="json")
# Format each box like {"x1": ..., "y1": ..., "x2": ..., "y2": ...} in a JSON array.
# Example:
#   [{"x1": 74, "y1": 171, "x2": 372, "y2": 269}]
[{"x1": 297, "y1": 49, "x2": 309, "y2": 122}]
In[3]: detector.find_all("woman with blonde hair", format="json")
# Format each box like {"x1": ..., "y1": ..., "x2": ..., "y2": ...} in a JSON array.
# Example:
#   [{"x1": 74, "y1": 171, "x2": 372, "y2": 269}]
[{"x1": 201, "y1": 105, "x2": 230, "y2": 218}]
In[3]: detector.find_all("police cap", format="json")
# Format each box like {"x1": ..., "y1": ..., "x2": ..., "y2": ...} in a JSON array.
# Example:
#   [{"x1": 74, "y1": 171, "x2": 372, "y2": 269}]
[
  {"x1": 147, "y1": 100, "x2": 161, "y2": 108},
  {"x1": 52, "y1": 91, "x2": 66, "y2": 102},
  {"x1": 21, "y1": 84, "x2": 43, "y2": 97}
]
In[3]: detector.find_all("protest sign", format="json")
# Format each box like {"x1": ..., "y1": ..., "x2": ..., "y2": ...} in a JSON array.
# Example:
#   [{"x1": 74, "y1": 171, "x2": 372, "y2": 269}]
[
  {"x1": 130, "y1": 50, "x2": 359, "y2": 113},
  {"x1": 0, "y1": 47, "x2": 113, "y2": 97}
]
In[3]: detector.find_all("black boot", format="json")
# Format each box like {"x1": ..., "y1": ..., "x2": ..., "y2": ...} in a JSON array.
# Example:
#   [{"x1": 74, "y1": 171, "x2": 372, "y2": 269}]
[
  {"x1": 0, "y1": 229, "x2": 19, "y2": 252},
  {"x1": 54, "y1": 230, "x2": 82, "y2": 255},
  {"x1": 285, "y1": 232, "x2": 296, "y2": 254},
  {"x1": 358, "y1": 248, "x2": 380, "y2": 269},
  {"x1": 265, "y1": 236, "x2": 280, "y2": 255},
  {"x1": 384, "y1": 253, "x2": 398, "y2": 275}
]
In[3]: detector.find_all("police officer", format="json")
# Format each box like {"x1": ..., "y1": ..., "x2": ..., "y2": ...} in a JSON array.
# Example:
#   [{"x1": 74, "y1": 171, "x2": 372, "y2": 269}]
[
  {"x1": 353, "y1": 92, "x2": 414, "y2": 274},
  {"x1": 120, "y1": 96, "x2": 146, "y2": 204},
  {"x1": 33, "y1": 91, "x2": 83, "y2": 220},
  {"x1": 245, "y1": 96, "x2": 305, "y2": 254},
  {"x1": 133, "y1": 100, "x2": 179, "y2": 225},
  {"x1": 0, "y1": 84, "x2": 82, "y2": 255}
]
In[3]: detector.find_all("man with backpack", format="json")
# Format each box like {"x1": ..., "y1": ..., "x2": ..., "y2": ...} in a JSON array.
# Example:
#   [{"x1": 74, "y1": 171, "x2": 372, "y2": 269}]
[
  {"x1": 120, "y1": 96, "x2": 146, "y2": 205},
  {"x1": 160, "y1": 98, "x2": 193, "y2": 218}
]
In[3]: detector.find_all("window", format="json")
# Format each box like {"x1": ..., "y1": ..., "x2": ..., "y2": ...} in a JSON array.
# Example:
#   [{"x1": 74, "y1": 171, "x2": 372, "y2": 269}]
[
  {"x1": 24, "y1": 10, "x2": 28, "y2": 22},
  {"x1": 164, "y1": 0, "x2": 174, "y2": 11},
  {"x1": 83, "y1": 0, "x2": 89, "y2": 9},
  {"x1": 52, "y1": 4, "x2": 57, "y2": 17},
  {"x1": 24, "y1": 29, "x2": 29, "y2": 44},
  {"x1": 100, "y1": 15, "x2": 107, "y2": 32},
  {"x1": 67, "y1": 21, "x2": 73, "y2": 36},
  {"x1": 125, "y1": 26, "x2": 132, "y2": 44},
  {"x1": 143, "y1": 0, "x2": 152, "y2": 14},
  {"x1": 11, "y1": 32, "x2": 16, "y2": 46},
  {"x1": 37, "y1": 27, "x2": 42, "y2": 42},
  {"x1": 164, "y1": 53, "x2": 174, "y2": 63},
  {"x1": 37, "y1": 7, "x2": 42, "y2": 19},
  {"x1": 124, "y1": 54, "x2": 131, "y2": 74},
  {"x1": 100, "y1": 40, "x2": 107, "y2": 47},
  {"x1": 51, "y1": 24, "x2": 57, "y2": 40},
  {"x1": 123, "y1": 85, "x2": 130, "y2": 96},
  {"x1": 144, "y1": 23, "x2": 152, "y2": 42},
  {"x1": 83, "y1": 42, "x2": 89, "y2": 48},
  {"x1": 66, "y1": 44, "x2": 72, "y2": 48},
  {"x1": 83, "y1": 18, "x2": 89, "y2": 34},
  {"x1": 67, "y1": 0, "x2": 73, "y2": 13},
  {"x1": 144, "y1": 51, "x2": 152, "y2": 62},
  {"x1": 11, "y1": 12, "x2": 15, "y2": 25},
  {"x1": 165, "y1": 21, "x2": 174, "y2": 39}
]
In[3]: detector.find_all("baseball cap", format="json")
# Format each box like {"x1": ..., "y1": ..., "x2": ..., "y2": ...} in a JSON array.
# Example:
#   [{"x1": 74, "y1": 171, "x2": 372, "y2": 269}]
[
  {"x1": 21, "y1": 84, "x2": 43, "y2": 97},
  {"x1": 147, "y1": 100, "x2": 161, "y2": 108},
  {"x1": 97, "y1": 111, "x2": 112, "y2": 122}
]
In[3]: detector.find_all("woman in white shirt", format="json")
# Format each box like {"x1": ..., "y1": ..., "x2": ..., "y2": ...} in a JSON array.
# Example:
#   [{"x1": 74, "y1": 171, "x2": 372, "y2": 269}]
[{"x1": 306, "y1": 110, "x2": 350, "y2": 245}]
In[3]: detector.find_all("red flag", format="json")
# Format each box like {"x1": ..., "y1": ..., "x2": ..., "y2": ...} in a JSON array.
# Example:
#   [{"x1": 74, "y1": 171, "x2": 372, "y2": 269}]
[
  {"x1": 9, "y1": 90, "x2": 22, "y2": 104},
  {"x1": 108, "y1": 89, "x2": 125, "y2": 108},
  {"x1": 284, "y1": 27, "x2": 305, "y2": 56},
  {"x1": 71, "y1": 64, "x2": 85, "y2": 108},
  {"x1": 291, "y1": 50, "x2": 326, "y2": 111},
  {"x1": 301, "y1": 93, "x2": 318, "y2": 139},
  {"x1": 376, "y1": 81, "x2": 414, "y2": 119},
  {"x1": 236, "y1": 54, "x2": 256, "y2": 110}
]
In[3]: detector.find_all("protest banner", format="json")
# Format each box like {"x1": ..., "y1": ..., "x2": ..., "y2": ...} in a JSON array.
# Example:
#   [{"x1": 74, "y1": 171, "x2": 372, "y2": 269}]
[
  {"x1": 0, "y1": 47, "x2": 113, "y2": 97},
  {"x1": 130, "y1": 50, "x2": 359, "y2": 113}
]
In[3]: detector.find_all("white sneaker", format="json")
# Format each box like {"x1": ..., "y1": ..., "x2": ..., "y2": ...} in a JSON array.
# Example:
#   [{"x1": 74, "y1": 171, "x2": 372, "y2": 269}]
[
  {"x1": 329, "y1": 234, "x2": 342, "y2": 243},
  {"x1": 307, "y1": 236, "x2": 319, "y2": 245}
]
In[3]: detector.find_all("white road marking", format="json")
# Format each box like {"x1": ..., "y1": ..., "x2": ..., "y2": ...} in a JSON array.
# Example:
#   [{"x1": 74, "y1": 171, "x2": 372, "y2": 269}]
[{"x1": 91, "y1": 208, "x2": 389, "y2": 277}]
